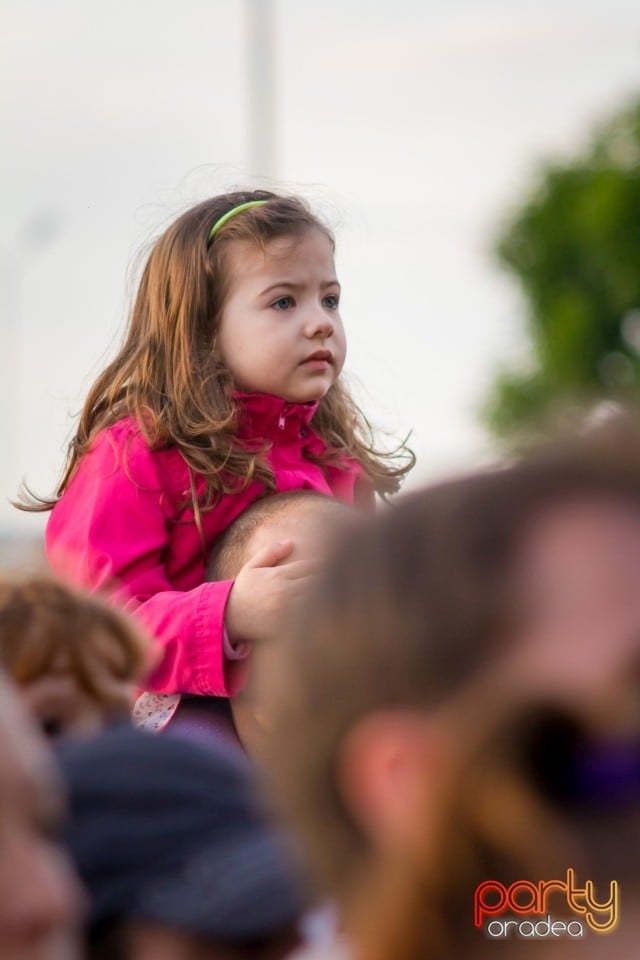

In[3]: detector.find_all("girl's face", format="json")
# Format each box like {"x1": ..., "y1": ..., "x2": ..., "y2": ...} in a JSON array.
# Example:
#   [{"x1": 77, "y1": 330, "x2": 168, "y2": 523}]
[{"x1": 217, "y1": 228, "x2": 346, "y2": 403}]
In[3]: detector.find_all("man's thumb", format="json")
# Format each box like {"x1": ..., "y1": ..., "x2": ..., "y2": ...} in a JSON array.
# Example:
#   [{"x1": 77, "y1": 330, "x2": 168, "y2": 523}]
[{"x1": 243, "y1": 539, "x2": 294, "y2": 570}]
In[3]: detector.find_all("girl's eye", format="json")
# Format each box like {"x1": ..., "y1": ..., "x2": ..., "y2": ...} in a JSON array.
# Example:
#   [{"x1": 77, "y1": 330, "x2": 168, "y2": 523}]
[
  {"x1": 323, "y1": 294, "x2": 340, "y2": 310},
  {"x1": 271, "y1": 296, "x2": 294, "y2": 311}
]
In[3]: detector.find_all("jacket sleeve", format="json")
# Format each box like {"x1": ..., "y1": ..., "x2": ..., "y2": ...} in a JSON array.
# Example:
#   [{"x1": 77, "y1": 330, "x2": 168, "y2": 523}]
[{"x1": 45, "y1": 426, "x2": 238, "y2": 697}]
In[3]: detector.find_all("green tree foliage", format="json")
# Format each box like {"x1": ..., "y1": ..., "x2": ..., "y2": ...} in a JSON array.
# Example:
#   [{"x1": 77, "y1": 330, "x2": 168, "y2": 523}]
[{"x1": 484, "y1": 97, "x2": 640, "y2": 436}]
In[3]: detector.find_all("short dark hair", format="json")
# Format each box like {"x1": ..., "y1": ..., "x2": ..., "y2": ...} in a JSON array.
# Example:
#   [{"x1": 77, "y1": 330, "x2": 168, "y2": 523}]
[{"x1": 207, "y1": 491, "x2": 349, "y2": 581}]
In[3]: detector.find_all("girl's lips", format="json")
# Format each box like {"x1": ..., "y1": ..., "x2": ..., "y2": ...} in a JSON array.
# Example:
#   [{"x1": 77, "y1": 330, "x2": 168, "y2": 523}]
[
  {"x1": 305, "y1": 363, "x2": 330, "y2": 375},
  {"x1": 301, "y1": 359, "x2": 332, "y2": 371},
  {"x1": 301, "y1": 351, "x2": 333, "y2": 365}
]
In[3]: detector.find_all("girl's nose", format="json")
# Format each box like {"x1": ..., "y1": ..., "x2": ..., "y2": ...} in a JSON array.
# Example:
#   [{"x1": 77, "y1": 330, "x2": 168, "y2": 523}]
[{"x1": 304, "y1": 307, "x2": 334, "y2": 339}]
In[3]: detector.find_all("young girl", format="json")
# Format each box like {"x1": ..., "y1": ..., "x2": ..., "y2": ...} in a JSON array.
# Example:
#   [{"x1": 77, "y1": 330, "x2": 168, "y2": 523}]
[{"x1": 25, "y1": 190, "x2": 413, "y2": 705}]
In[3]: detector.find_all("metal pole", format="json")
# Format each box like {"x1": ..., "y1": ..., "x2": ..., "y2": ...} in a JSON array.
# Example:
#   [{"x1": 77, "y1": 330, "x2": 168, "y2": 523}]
[{"x1": 246, "y1": 0, "x2": 277, "y2": 180}]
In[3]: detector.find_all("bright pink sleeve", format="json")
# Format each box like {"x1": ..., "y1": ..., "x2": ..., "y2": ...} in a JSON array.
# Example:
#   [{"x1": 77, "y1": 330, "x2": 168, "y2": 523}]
[{"x1": 45, "y1": 425, "x2": 237, "y2": 697}]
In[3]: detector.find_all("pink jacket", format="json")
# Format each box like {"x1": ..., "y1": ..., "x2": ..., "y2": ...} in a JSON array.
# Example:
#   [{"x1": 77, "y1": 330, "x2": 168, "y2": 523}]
[{"x1": 46, "y1": 393, "x2": 367, "y2": 697}]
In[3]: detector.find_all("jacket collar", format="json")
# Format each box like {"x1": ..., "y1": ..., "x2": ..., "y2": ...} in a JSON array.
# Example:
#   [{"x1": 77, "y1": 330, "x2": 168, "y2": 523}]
[{"x1": 233, "y1": 391, "x2": 320, "y2": 442}]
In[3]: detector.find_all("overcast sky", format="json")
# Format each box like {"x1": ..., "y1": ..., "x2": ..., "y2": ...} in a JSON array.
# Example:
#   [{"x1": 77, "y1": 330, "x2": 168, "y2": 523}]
[{"x1": 2, "y1": 0, "x2": 640, "y2": 534}]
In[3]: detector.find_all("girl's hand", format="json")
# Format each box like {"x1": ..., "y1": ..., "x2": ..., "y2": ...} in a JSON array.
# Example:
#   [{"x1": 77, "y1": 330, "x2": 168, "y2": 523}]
[{"x1": 224, "y1": 540, "x2": 319, "y2": 645}]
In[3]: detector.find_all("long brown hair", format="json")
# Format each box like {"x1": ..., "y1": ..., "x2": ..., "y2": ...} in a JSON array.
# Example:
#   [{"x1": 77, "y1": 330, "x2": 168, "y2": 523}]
[{"x1": 19, "y1": 190, "x2": 414, "y2": 512}]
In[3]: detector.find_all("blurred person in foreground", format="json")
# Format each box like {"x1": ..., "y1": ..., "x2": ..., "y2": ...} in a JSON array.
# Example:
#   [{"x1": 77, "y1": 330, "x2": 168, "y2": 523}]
[
  {"x1": 135, "y1": 491, "x2": 349, "y2": 754},
  {"x1": 345, "y1": 652, "x2": 640, "y2": 960},
  {"x1": 258, "y1": 408, "x2": 640, "y2": 960},
  {"x1": 0, "y1": 668, "x2": 82, "y2": 960},
  {"x1": 0, "y1": 577, "x2": 151, "y2": 739},
  {"x1": 56, "y1": 724, "x2": 303, "y2": 960}
]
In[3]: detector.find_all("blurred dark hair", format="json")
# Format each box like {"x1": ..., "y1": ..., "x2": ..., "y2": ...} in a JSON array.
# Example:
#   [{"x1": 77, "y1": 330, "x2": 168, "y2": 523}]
[{"x1": 87, "y1": 918, "x2": 300, "y2": 960}]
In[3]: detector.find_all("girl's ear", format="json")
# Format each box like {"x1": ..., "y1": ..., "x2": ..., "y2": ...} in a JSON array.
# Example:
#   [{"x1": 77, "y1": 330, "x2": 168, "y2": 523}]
[{"x1": 337, "y1": 709, "x2": 444, "y2": 856}]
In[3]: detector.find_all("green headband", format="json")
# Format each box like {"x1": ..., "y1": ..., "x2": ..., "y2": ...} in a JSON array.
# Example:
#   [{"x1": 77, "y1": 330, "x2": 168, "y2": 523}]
[{"x1": 208, "y1": 200, "x2": 268, "y2": 242}]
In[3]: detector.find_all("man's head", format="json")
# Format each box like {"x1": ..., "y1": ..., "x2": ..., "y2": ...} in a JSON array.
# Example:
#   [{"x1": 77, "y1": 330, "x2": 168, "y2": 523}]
[
  {"x1": 0, "y1": 577, "x2": 151, "y2": 739},
  {"x1": 0, "y1": 668, "x2": 82, "y2": 959},
  {"x1": 207, "y1": 492, "x2": 350, "y2": 752},
  {"x1": 207, "y1": 491, "x2": 349, "y2": 583},
  {"x1": 258, "y1": 411, "x2": 640, "y2": 917}
]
